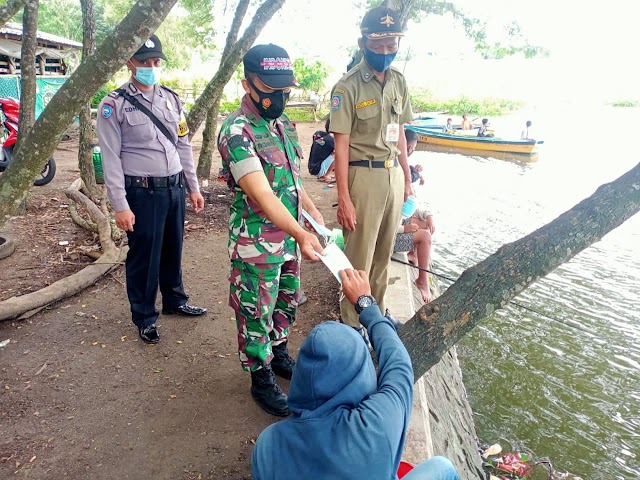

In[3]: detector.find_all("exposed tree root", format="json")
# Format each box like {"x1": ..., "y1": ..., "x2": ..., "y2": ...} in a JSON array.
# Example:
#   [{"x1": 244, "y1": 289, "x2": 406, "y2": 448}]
[{"x1": 0, "y1": 179, "x2": 127, "y2": 321}]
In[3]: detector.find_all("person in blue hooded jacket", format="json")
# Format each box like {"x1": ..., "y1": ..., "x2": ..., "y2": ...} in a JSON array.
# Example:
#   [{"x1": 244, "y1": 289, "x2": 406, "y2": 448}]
[{"x1": 252, "y1": 268, "x2": 459, "y2": 480}]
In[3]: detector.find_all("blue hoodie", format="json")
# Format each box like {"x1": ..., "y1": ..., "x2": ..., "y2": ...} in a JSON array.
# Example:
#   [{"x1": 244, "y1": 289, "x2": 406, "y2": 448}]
[{"x1": 252, "y1": 306, "x2": 414, "y2": 480}]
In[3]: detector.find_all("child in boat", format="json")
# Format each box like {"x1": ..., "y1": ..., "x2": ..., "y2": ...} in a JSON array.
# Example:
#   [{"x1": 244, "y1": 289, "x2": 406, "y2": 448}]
[
  {"x1": 442, "y1": 117, "x2": 454, "y2": 133},
  {"x1": 477, "y1": 118, "x2": 494, "y2": 137}
]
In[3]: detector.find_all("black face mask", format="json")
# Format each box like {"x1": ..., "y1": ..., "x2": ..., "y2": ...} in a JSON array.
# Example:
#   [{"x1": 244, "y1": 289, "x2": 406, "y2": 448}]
[{"x1": 248, "y1": 77, "x2": 288, "y2": 120}]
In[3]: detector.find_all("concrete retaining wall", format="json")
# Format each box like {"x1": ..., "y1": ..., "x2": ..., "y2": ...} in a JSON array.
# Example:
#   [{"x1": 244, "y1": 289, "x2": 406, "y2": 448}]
[{"x1": 386, "y1": 257, "x2": 485, "y2": 480}]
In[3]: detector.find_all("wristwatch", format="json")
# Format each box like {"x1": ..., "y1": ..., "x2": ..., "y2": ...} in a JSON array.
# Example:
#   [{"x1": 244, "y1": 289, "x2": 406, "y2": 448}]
[{"x1": 355, "y1": 295, "x2": 377, "y2": 314}]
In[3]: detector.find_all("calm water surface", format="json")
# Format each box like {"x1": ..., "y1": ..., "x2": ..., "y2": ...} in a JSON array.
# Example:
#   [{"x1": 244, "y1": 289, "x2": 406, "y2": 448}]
[{"x1": 411, "y1": 105, "x2": 639, "y2": 479}]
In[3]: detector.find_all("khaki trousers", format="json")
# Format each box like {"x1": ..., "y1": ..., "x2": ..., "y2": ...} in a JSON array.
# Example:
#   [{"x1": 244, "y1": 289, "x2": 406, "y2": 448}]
[{"x1": 340, "y1": 164, "x2": 404, "y2": 327}]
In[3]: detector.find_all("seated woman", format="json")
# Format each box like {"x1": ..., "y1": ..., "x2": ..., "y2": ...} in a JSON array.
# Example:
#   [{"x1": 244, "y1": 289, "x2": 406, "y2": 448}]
[
  {"x1": 394, "y1": 205, "x2": 435, "y2": 304},
  {"x1": 308, "y1": 118, "x2": 335, "y2": 183}
]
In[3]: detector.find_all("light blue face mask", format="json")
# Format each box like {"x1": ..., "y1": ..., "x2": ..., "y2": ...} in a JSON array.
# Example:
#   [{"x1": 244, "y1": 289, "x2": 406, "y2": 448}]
[{"x1": 133, "y1": 66, "x2": 161, "y2": 86}]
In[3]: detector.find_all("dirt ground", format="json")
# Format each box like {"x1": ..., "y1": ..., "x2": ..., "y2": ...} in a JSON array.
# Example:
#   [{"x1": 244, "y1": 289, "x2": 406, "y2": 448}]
[{"x1": 0, "y1": 121, "x2": 341, "y2": 479}]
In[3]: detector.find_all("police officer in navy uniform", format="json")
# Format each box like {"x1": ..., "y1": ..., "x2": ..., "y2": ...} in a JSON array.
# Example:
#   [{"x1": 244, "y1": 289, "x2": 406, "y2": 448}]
[{"x1": 97, "y1": 34, "x2": 207, "y2": 344}]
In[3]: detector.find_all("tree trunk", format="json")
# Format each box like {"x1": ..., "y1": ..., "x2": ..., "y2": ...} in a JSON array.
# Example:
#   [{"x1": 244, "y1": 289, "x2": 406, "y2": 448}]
[
  {"x1": 15, "y1": 0, "x2": 38, "y2": 154},
  {"x1": 382, "y1": 0, "x2": 413, "y2": 30},
  {"x1": 0, "y1": 0, "x2": 26, "y2": 28},
  {"x1": 186, "y1": 0, "x2": 285, "y2": 140},
  {"x1": 400, "y1": 162, "x2": 640, "y2": 380},
  {"x1": 0, "y1": 0, "x2": 179, "y2": 228},
  {"x1": 78, "y1": 0, "x2": 99, "y2": 197},
  {"x1": 196, "y1": 95, "x2": 223, "y2": 179},
  {"x1": 194, "y1": 0, "x2": 250, "y2": 179}
]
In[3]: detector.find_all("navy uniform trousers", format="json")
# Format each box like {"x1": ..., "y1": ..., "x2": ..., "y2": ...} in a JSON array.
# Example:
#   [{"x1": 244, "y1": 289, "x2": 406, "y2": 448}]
[{"x1": 124, "y1": 173, "x2": 189, "y2": 328}]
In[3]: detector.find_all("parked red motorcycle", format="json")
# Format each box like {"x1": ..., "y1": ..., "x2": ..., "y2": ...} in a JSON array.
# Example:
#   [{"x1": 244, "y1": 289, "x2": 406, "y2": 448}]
[{"x1": 0, "y1": 97, "x2": 56, "y2": 186}]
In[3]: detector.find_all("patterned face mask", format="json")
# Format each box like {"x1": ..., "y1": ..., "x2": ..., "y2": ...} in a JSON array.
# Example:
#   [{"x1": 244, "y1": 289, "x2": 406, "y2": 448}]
[{"x1": 247, "y1": 77, "x2": 288, "y2": 120}]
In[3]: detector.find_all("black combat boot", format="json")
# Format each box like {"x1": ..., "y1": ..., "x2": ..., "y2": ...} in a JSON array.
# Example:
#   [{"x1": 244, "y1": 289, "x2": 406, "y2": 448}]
[
  {"x1": 271, "y1": 341, "x2": 296, "y2": 380},
  {"x1": 250, "y1": 365, "x2": 290, "y2": 417}
]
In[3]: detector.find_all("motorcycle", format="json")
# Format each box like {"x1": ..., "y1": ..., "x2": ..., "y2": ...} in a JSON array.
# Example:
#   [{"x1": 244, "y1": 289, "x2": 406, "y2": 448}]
[{"x1": 0, "y1": 97, "x2": 56, "y2": 186}]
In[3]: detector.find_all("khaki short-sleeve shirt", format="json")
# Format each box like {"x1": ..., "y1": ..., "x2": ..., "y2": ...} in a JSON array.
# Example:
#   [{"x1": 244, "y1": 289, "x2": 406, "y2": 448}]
[{"x1": 329, "y1": 60, "x2": 412, "y2": 162}]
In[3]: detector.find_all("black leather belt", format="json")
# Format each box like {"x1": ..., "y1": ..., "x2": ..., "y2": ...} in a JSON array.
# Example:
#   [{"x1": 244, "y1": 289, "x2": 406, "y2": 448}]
[
  {"x1": 125, "y1": 172, "x2": 182, "y2": 188},
  {"x1": 349, "y1": 159, "x2": 398, "y2": 168}
]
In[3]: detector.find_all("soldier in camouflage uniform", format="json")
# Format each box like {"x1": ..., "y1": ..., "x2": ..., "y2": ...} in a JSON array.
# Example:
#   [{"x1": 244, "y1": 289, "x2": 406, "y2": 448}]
[{"x1": 217, "y1": 44, "x2": 323, "y2": 417}]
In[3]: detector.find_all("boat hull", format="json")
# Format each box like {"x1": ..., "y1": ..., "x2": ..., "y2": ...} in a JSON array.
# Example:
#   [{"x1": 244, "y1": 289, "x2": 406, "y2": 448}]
[{"x1": 407, "y1": 126, "x2": 542, "y2": 155}]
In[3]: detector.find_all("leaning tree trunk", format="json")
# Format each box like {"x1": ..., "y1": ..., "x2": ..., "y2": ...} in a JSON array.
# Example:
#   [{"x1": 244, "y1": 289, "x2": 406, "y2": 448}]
[
  {"x1": 186, "y1": 0, "x2": 285, "y2": 141},
  {"x1": 400, "y1": 162, "x2": 640, "y2": 380},
  {"x1": 78, "y1": 0, "x2": 99, "y2": 197},
  {"x1": 0, "y1": 0, "x2": 26, "y2": 28},
  {"x1": 15, "y1": 0, "x2": 38, "y2": 154},
  {"x1": 0, "y1": 0, "x2": 179, "y2": 228},
  {"x1": 195, "y1": 0, "x2": 250, "y2": 179}
]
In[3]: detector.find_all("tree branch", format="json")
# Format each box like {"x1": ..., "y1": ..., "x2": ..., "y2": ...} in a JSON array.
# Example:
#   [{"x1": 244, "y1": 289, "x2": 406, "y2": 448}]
[
  {"x1": 186, "y1": 0, "x2": 286, "y2": 136},
  {"x1": 0, "y1": 0, "x2": 26, "y2": 28},
  {"x1": 400, "y1": 162, "x2": 640, "y2": 380}
]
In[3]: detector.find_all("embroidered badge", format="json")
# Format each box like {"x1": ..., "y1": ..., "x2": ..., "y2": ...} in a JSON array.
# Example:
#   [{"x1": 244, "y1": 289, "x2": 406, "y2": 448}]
[
  {"x1": 102, "y1": 104, "x2": 114, "y2": 119},
  {"x1": 262, "y1": 97, "x2": 272, "y2": 108},
  {"x1": 380, "y1": 15, "x2": 395, "y2": 27},
  {"x1": 331, "y1": 95, "x2": 342, "y2": 111},
  {"x1": 355, "y1": 99, "x2": 376, "y2": 109},
  {"x1": 333, "y1": 87, "x2": 346, "y2": 95},
  {"x1": 145, "y1": 39, "x2": 155, "y2": 48}
]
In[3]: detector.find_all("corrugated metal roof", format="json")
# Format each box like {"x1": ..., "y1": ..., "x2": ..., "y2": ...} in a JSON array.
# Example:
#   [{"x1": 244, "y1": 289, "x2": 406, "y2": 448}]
[{"x1": 0, "y1": 22, "x2": 82, "y2": 49}]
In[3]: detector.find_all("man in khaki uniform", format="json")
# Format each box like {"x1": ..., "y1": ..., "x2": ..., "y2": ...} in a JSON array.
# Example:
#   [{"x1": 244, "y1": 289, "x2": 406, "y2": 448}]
[{"x1": 330, "y1": 6, "x2": 413, "y2": 334}]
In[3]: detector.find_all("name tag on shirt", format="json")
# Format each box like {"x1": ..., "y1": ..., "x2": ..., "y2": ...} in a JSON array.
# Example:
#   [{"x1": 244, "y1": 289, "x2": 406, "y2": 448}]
[{"x1": 386, "y1": 123, "x2": 400, "y2": 142}]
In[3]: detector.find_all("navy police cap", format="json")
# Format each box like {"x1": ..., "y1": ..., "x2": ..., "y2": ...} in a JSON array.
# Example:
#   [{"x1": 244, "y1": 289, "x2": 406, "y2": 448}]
[{"x1": 133, "y1": 34, "x2": 167, "y2": 61}]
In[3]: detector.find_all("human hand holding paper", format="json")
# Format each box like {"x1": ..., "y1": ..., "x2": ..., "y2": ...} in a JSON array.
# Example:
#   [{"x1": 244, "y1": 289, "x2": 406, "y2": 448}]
[{"x1": 316, "y1": 243, "x2": 353, "y2": 283}]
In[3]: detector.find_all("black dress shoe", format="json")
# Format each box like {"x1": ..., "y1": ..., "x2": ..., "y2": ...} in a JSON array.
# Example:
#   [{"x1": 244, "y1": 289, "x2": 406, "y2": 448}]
[
  {"x1": 162, "y1": 304, "x2": 207, "y2": 316},
  {"x1": 139, "y1": 324, "x2": 160, "y2": 344}
]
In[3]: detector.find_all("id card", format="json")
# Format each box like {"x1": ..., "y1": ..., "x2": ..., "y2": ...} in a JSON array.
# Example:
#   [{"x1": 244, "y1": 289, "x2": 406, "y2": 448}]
[
  {"x1": 386, "y1": 123, "x2": 400, "y2": 142},
  {"x1": 316, "y1": 243, "x2": 353, "y2": 284}
]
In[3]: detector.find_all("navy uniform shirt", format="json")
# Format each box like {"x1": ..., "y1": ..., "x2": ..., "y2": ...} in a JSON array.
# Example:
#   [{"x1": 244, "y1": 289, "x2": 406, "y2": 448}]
[{"x1": 97, "y1": 81, "x2": 199, "y2": 212}]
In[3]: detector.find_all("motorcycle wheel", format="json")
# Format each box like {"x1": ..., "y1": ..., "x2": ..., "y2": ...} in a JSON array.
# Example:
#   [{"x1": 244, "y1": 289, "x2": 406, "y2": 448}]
[{"x1": 33, "y1": 158, "x2": 56, "y2": 186}]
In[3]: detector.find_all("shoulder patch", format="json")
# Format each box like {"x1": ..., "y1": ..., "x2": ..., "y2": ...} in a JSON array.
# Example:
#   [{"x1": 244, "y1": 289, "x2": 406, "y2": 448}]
[
  {"x1": 101, "y1": 103, "x2": 114, "y2": 119},
  {"x1": 333, "y1": 87, "x2": 345, "y2": 95},
  {"x1": 178, "y1": 111, "x2": 189, "y2": 137},
  {"x1": 355, "y1": 99, "x2": 376, "y2": 109},
  {"x1": 107, "y1": 91, "x2": 120, "y2": 99},
  {"x1": 331, "y1": 94, "x2": 342, "y2": 112}
]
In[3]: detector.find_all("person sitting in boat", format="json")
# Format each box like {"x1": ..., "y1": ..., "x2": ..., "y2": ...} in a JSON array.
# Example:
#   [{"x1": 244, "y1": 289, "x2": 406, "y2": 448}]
[
  {"x1": 477, "y1": 118, "x2": 494, "y2": 137},
  {"x1": 308, "y1": 117, "x2": 335, "y2": 183},
  {"x1": 404, "y1": 129, "x2": 425, "y2": 186},
  {"x1": 521, "y1": 120, "x2": 535, "y2": 141},
  {"x1": 442, "y1": 117, "x2": 454, "y2": 133},
  {"x1": 461, "y1": 113, "x2": 478, "y2": 130}
]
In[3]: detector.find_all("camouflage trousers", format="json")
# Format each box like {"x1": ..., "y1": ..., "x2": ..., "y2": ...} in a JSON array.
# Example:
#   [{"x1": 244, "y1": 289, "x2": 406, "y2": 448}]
[{"x1": 229, "y1": 259, "x2": 301, "y2": 372}]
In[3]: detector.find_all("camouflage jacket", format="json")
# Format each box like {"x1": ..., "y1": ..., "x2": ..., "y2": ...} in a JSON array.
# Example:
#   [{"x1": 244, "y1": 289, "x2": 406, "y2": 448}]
[{"x1": 217, "y1": 96, "x2": 304, "y2": 264}]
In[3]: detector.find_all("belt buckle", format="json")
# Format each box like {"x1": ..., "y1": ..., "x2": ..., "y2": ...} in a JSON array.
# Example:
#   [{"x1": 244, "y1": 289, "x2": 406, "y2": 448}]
[{"x1": 384, "y1": 159, "x2": 394, "y2": 169}]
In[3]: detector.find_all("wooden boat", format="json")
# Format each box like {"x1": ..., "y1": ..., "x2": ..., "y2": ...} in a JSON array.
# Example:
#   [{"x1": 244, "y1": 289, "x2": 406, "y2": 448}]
[
  {"x1": 414, "y1": 142, "x2": 539, "y2": 163},
  {"x1": 406, "y1": 125, "x2": 543, "y2": 155}
]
